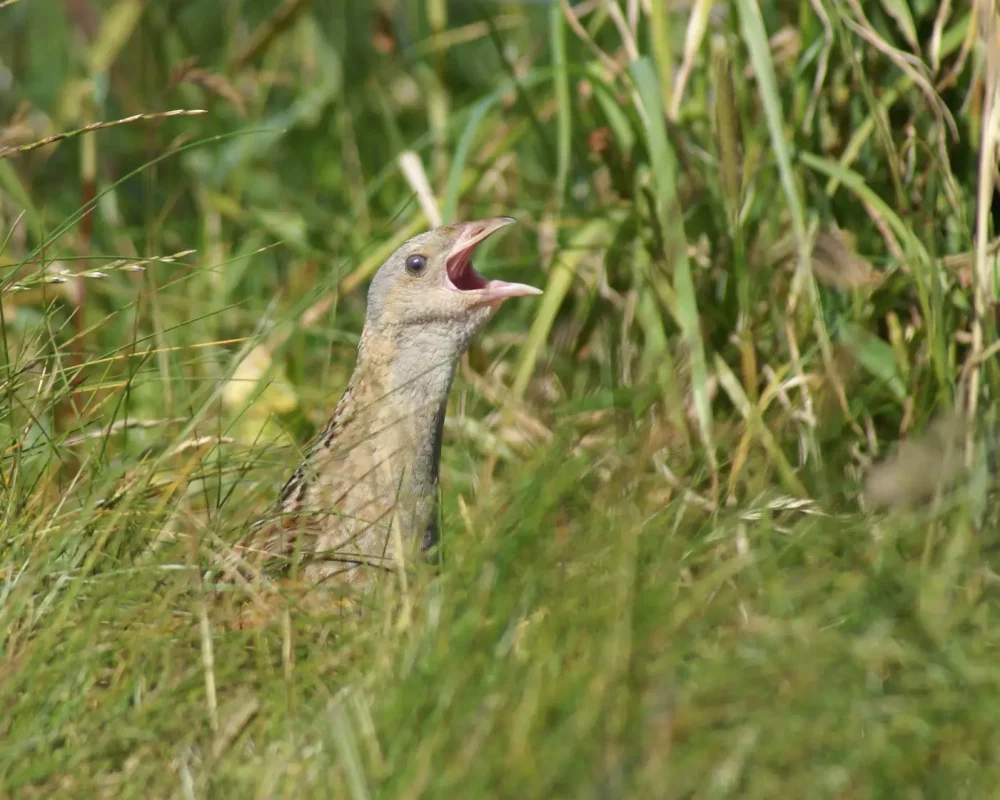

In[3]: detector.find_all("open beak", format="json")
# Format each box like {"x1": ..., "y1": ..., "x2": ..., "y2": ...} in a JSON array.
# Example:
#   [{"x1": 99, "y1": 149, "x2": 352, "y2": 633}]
[{"x1": 444, "y1": 216, "x2": 542, "y2": 305}]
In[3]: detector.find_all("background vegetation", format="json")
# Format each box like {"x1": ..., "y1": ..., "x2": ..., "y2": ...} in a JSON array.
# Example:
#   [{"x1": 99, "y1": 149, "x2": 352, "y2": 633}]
[{"x1": 1, "y1": 0, "x2": 1000, "y2": 795}]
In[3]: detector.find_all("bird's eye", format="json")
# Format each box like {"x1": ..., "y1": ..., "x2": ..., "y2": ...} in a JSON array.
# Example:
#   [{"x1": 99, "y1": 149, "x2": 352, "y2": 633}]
[{"x1": 405, "y1": 254, "x2": 427, "y2": 275}]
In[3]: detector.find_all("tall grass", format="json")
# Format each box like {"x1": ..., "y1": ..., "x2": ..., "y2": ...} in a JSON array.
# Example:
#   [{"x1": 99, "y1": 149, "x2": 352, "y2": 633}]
[{"x1": 1, "y1": 1, "x2": 1000, "y2": 795}]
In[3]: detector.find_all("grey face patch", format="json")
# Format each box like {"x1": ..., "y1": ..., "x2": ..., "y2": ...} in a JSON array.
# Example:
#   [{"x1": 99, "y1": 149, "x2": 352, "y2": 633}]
[{"x1": 365, "y1": 229, "x2": 452, "y2": 324}]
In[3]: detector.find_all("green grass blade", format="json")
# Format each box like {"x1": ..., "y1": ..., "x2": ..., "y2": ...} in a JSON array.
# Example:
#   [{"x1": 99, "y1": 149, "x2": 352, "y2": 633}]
[
  {"x1": 512, "y1": 218, "x2": 609, "y2": 399},
  {"x1": 630, "y1": 56, "x2": 714, "y2": 456},
  {"x1": 734, "y1": 0, "x2": 809, "y2": 298},
  {"x1": 550, "y1": 0, "x2": 570, "y2": 211}
]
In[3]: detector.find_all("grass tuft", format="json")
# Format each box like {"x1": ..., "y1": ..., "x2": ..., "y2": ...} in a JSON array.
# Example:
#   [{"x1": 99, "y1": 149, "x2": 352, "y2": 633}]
[{"x1": 0, "y1": 1, "x2": 999, "y2": 795}]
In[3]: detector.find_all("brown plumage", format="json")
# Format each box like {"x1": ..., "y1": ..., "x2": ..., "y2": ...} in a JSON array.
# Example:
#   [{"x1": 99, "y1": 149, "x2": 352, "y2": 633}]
[{"x1": 243, "y1": 217, "x2": 540, "y2": 591}]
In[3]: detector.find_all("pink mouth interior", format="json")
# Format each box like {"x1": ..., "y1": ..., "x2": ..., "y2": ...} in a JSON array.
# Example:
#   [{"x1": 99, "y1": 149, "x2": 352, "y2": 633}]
[
  {"x1": 446, "y1": 249, "x2": 489, "y2": 291},
  {"x1": 440, "y1": 218, "x2": 541, "y2": 304}
]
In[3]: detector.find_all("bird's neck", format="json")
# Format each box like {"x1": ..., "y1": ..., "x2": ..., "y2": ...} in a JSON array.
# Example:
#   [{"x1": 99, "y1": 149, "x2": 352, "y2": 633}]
[{"x1": 348, "y1": 324, "x2": 462, "y2": 482}]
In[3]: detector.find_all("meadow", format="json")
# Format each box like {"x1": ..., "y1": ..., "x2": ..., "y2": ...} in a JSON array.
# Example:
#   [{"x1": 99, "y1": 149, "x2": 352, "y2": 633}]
[{"x1": 1, "y1": 0, "x2": 1000, "y2": 796}]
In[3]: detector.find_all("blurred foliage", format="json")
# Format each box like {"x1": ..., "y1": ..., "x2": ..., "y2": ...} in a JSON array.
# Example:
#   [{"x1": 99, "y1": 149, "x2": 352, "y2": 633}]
[{"x1": 2, "y1": 0, "x2": 1000, "y2": 796}]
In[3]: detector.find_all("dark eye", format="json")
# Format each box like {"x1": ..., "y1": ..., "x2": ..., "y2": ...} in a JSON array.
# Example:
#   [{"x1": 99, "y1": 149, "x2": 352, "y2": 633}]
[{"x1": 405, "y1": 254, "x2": 427, "y2": 275}]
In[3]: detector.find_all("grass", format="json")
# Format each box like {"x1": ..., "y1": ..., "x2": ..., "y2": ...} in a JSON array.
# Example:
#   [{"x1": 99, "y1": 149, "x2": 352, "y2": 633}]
[{"x1": 1, "y1": 0, "x2": 1000, "y2": 796}]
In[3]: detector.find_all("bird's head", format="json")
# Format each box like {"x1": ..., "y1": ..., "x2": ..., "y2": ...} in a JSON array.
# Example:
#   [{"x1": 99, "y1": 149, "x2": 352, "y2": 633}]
[{"x1": 364, "y1": 216, "x2": 541, "y2": 353}]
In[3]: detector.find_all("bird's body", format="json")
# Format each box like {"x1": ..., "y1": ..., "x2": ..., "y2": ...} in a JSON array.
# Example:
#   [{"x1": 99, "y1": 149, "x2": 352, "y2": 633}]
[
  {"x1": 243, "y1": 217, "x2": 540, "y2": 590},
  {"x1": 266, "y1": 323, "x2": 456, "y2": 587}
]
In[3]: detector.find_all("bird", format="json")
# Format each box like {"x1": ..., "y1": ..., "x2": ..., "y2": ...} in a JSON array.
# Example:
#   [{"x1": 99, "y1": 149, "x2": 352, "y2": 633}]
[{"x1": 241, "y1": 216, "x2": 541, "y2": 593}]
